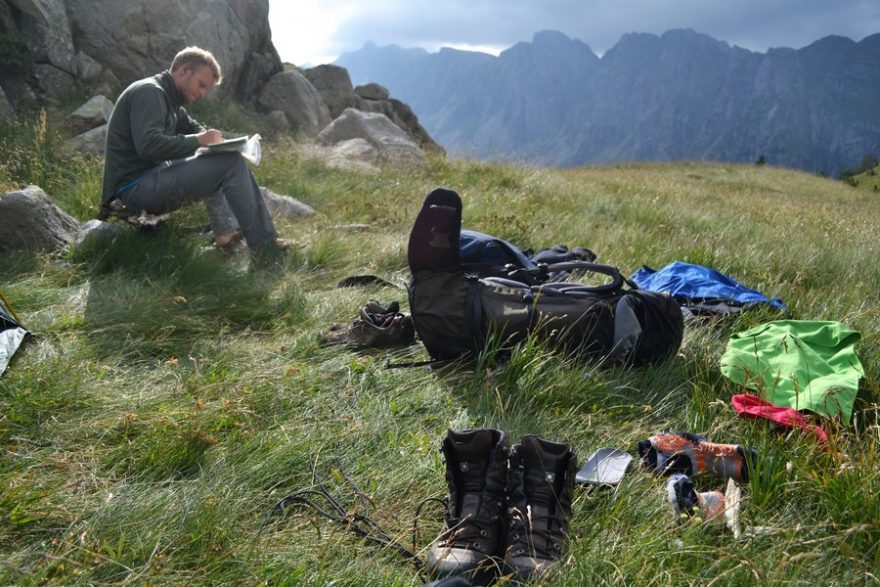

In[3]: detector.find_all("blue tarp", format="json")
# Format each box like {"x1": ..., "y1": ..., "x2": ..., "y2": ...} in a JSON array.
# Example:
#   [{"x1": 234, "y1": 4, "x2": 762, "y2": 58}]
[{"x1": 631, "y1": 261, "x2": 786, "y2": 311}]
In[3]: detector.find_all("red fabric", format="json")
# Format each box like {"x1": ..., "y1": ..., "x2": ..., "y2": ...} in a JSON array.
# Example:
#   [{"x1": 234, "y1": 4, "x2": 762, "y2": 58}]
[{"x1": 732, "y1": 394, "x2": 828, "y2": 443}]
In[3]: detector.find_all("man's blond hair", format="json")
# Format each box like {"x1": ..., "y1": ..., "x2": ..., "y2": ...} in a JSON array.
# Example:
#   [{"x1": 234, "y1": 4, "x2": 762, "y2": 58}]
[{"x1": 171, "y1": 46, "x2": 222, "y2": 84}]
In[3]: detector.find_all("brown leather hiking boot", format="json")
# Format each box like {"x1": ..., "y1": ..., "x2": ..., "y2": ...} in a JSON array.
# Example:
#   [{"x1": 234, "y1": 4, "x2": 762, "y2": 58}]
[
  {"x1": 318, "y1": 301, "x2": 415, "y2": 348},
  {"x1": 428, "y1": 428, "x2": 509, "y2": 580},
  {"x1": 504, "y1": 435, "x2": 577, "y2": 581}
]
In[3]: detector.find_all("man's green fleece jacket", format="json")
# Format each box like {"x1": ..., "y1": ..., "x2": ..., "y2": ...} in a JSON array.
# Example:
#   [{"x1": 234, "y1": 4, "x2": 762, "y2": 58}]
[{"x1": 101, "y1": 71, "x2": 205, "y2": 203}]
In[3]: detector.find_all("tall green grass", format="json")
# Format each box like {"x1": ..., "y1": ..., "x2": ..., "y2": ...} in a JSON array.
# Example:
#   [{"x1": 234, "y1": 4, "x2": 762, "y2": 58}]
[{"x1": 1, "y1": 112, "x2": 878, "y2": 585}]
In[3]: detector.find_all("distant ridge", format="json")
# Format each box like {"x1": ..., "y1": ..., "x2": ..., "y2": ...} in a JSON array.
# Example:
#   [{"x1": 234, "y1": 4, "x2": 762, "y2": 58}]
[{"x1": 337, "y1": 29, "x2": 880, "y2": 175}]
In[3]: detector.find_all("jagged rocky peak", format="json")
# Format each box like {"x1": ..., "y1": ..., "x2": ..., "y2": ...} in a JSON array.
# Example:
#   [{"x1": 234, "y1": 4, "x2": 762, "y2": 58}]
[
  {"x1": 501, "y1": 29, "x2": 599, "y2": 61},
  {"x1": 660, "y1": 28, "x2": 731, "y2": 49},
  {"x1": 858, "y1": 32, "x2": 880, "y2": 49},
  {"x1": 600, "y1": 31, "x2": 663, "y2": 64},
  {"x1": 337, "y1": 28, "x2": 880, "y2": 176}
]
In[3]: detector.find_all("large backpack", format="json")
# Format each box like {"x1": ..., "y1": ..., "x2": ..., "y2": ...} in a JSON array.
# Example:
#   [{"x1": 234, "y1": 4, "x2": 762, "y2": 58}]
[{"x1": 407, "y1": 188, "x2": 684, "y2": 366}]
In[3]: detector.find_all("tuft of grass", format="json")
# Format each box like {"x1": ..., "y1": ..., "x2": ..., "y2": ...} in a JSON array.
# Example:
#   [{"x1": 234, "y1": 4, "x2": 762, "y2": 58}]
[
  {"x1": 0, "y1": 106, "x2": 106, "y2": 220},
  {"x1": 0, "y1": 109, "x2": 62, "y2": 193}
]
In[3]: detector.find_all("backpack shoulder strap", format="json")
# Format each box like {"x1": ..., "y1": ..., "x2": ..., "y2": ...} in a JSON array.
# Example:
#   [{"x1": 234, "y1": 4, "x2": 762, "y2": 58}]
[{"x1": 511, "y1": 262, "x2": 628, "y2": 295}]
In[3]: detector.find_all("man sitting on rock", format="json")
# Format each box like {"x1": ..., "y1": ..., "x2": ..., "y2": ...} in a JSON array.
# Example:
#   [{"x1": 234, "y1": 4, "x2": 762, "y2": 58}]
[{"x1": 101, "y1": 46, "x2": 287, "y2": 259}]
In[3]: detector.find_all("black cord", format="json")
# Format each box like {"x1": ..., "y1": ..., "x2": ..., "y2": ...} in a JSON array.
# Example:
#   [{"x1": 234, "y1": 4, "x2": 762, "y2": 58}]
[{"x1": 256, "y1": 461, "x2": 427, "y2": 576}]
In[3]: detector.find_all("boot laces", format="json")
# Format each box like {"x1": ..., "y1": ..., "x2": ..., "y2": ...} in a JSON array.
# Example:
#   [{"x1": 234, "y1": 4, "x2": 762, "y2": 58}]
[
  {"x1": 440, "y1": 510, "x2": 498, "y2": 550},
  {"x1": 507, "y1": 505, "x2": 566, "y2": 559}
]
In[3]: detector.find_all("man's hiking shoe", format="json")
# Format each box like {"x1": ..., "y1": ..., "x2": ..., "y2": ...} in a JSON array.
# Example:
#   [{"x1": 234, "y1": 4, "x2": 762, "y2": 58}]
[
  {"x1": 319, "y1": 301, "x2": 415, "y2": 348},
  {"x1": 638, "y1": 432, "x2": 755, "y2": 483},
  {"x1": 428, "y1": 429, "x2": 509, "y2": 581},
  {"x1": 503, "y1": 435, "x2": 577, "y2": 581}
]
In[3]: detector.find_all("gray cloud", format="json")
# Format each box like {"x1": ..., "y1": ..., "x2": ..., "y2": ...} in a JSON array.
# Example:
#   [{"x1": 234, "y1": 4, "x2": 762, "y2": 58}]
[{"x1": 318, "y1": 0, "x2": 879, "y2": 58}]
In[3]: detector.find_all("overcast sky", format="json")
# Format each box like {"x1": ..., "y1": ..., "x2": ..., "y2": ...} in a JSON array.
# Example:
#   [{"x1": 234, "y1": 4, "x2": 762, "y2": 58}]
[{"x1": 269, "y1": 0, "x2": 880, "y2": 66}]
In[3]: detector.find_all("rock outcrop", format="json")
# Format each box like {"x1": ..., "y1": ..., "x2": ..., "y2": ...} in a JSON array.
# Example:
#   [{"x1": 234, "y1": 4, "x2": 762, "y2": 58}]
[
  {"x1": 260, "y1": 187, "x2": 316, "y2": 219},
  {"x1": 356, "y1": 96, "x2": 445, "y2": 154},
  {"x1": 354, "y1": 83, "x2": 390, "y2": 101},
  {"x1": 64, "y1": 123, "x2": 107, "y2": 155},
  {"x1": 304, "y1": 64, "x2": 357, "y2": 119},
  {"x1": 18, "y1": 0, "x2": 78, "y2": 98},
  {"x1": 64, "y1": 94, "x2": 112, "y2": 153},
  {"x1": 317, "y1": 108, "x2": 424, "y2": 165},
  {"x1": 68, "y1": 94, "x2": 113, "y2": 132},
  {"x1": 305, "y1": 65, "x2": 443, "y2": 154},
  {"x1": 0, "y1": 185, "x2": 80, "y2": 252},
  {"x1": 0, "y1": 0, "x2": 282, "y2": 103},
  {"x1": 64, "y1": 0, "x2": 282, "y2": 101},
  {"x1": 258, "y1": 70, "x2": 332, "y2": 137}
]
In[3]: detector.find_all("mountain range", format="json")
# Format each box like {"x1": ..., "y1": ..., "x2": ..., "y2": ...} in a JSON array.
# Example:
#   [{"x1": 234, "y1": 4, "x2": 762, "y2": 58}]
[{"x1": 336, "y1": 29, "x2": 880, "y2": 175}]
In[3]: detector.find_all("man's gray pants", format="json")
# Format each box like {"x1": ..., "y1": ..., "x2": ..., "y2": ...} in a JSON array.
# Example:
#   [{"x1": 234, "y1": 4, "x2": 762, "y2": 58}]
[{"x1": 119, "y1": 152, "x2": 277, "y2": 250}]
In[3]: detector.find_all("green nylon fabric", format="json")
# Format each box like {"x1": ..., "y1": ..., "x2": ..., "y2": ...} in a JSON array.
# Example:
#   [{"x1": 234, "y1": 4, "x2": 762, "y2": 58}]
[{"x1": 720, "y1": 320, "x2": 863, "y2": 421}]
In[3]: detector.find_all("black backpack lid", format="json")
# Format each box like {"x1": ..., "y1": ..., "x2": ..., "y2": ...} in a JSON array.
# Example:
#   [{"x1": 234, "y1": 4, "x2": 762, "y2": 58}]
[{"x1": 408, "y1": 188, "x2": 463, "y2": 273}]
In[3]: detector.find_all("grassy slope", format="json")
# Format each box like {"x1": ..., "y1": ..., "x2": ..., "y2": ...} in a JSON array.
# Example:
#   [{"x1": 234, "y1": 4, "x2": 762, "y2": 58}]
[
  {"x1": 851, "y1": 165, "x2": 880, "y2": 193},
  {"x1": 1, "y1": 134, "x2": 879, "y2": 586}
]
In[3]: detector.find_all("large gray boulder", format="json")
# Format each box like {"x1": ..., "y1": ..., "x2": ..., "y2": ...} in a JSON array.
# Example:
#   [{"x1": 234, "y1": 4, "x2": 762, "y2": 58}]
[
  {"x1": 74, "y1": 218, "x2": 122, "y2": 246},
  {"x1": 0, "y1": 185, "x2": 80, "y2": 252},
  {"x1": 356, "y1": 96, "x2": 445, "y2": 155},
  {"x1": 317, "y1": 108, "x2": 424, "y2": 165},
  {"x1": 258, "y1": 71, "x2": 331, "y2": 137},
  {"x1": 259, "y1": 187, "x2": 315, "y2": 219},
  {"x1": 327, "y1": 139, "x2": 381, "y2": 173},
  {"x1": 65, "y1": 123, "x2": 107, "y2": 156},
  {"x1": 63, "y1": 0, "x2": 281, "y2": 101},
  {"x1": 353, "y1": 83, "x2": 389, "y2": 101},
  {"x1": 304, "y1": 64, "x2": 356, "y2": 119},
  {"x1": 68, "y1": 95, "x2": 114, "y2": 132}
]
